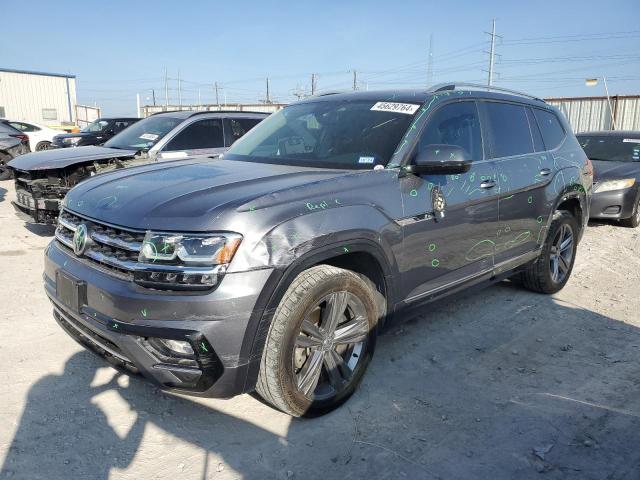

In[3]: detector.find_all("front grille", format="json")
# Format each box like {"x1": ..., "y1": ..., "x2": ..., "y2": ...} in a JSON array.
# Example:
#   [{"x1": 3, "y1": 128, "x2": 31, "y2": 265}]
[{"x1": 55, "y1": 209, "x2": 145, "y2": 280}]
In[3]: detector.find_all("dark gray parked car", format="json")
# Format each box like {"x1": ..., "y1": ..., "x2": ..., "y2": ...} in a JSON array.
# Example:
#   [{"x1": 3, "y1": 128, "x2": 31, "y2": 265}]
[
  {"x1": 45, "y1": 84, "x2": 591, "y2": 416},
  {"x1": 577, "y1": 131, "x2": 640, "y2": 228},
  {"x1": 0, "y1": 121, "x2": 30, "y2": 180},
  {"x1": 9, "y1": 110, "x2": 268, "y2": 223}
]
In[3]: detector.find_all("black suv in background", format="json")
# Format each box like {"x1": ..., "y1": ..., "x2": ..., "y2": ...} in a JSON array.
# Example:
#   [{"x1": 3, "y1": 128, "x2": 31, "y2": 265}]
[
  {"x1": 51, "y1": 117, "x2": 140, "y2": 148},
  {"x1": 9, "y1": 111, "x2": 268, "y2": 223},
  {"x1": 45, "y1": 85, "x2": 591, "y2": 416},
  {"x1": 0, "y1": 121, "x2": 30, "y2": 180},
  {"x1": 577, "y1": 130, "x2": 640, "y2": 227}
]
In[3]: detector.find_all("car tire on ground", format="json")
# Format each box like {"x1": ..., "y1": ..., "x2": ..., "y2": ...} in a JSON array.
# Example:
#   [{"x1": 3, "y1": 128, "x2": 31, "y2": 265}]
[
  {"x1": 620, "y1": 193, "x2": 640, "y2": 228},
  {"x1": 35, "y1": 141, "x2": 52, "y2": 151},
  {"x1": 256, "y1": 264, "x2": 380, "y2": 417},
  {"x1": 521, "y1": 210, "x2": 578, "y2": 294},
  {"x1": 0, "y1": 166, "x2": 12, "y2": 181}
]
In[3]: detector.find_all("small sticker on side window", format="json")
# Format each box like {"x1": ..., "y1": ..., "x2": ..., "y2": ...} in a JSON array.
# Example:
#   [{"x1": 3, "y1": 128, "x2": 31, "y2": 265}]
[
  {"x1": 140, "y1": 133, "x2": 159, "y2": 141},
  {"x1": 358, "y1": 156, "x2": 375, "y2": 164},
  {"x1": 371, "y1": 102, "x2": 420, "y2": 115}
]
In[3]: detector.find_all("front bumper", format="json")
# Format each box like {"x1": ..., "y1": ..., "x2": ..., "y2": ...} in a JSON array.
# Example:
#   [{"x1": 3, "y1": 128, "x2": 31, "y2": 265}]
[
  {"x1": 12, "y1": 189, "x2": 61, "y2": 224},
  {"x1": 45, "y1": 240, "x2": 276, "y2": 398},
  {"x1": 589, "y1": 186, "x2": 638, "y2": 220}
]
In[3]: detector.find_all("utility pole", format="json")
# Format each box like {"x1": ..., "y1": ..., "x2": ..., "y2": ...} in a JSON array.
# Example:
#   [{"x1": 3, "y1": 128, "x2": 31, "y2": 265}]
[
  {"x1": 352, "y1": 70, "x2": 358, "y2": 90},
  {"x1": 151, "y1": 89, "x2": 156, "y2": 106},
  {"x1": 266, "y1": 77, "x2": 271, "y2": 103},
  {"x1": 164, "y1": 68, "x2": 169, "y2": 108},
  {"x1": 486, "y1": 19, "x2": 498, "y2": 86},
  {"x1": 177, "y1": 71, "x2": 182, "y2": 109},
  {"x1": 427, "y1": 34, "x2": 434, "y2": 87},
  {"x1": 311, "y1": 73, "x2": 317, "y2": 95},
  {"x1": 136, "y1": 93, "x2": 141, "y2": 118},
  {"x1": 198, "y1": 88, "x2": 201, "y2": 108},
  {"x1": 214, "y1": 82, "x2": 220, "y2": 108}
]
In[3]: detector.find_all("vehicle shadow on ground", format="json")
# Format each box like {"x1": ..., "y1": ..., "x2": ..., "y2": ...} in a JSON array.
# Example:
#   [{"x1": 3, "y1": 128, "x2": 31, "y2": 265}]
[
  {"x1": 2, "y1": 282, "x2": 640, "y2": 479},
  {"x1": 0, "y1": 187, "x2": 6, "y2": 203},
  {"x1": 23, "y1": 223, "x2": 56, "y2": 237}
]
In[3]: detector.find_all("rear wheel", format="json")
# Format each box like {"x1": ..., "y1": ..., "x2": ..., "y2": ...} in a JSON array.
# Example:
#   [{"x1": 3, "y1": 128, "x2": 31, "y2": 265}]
[
  {"x1": 521, "y1": 210, "x2": 578, "y2": 294},
  {"x1": 256, "y1": 265, "x2": 379, "y2": 417},
  {"x1": 35, "y1": 141, "x2": 52, "y2": 151},
  {"x1": 621, "y1": 193, "x2": 640, "y2": 228}
]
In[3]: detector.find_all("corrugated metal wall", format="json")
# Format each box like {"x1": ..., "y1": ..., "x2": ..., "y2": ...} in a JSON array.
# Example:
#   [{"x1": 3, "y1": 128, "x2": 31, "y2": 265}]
[
  {"x1": 546, "y1": 95, "x2": 640, "y2": 133},
  {"x1": 141, "y1": 103, "x2": 285, "y2": 117},
  {"x1": 0, "y1": 70, "x2": 77, "y2": 125}
]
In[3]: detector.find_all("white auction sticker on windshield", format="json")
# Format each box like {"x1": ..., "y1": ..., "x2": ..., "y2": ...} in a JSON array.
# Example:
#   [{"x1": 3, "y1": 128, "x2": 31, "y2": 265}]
[
  {"x1": 139, "y1": 133, "x2": 159, "y2": 141},
  {"x1": 371, "y1": 102, "x2": 420, "y2": 115},
  {"x1": 623, "y1": 138, "x2": 640, "y2": 143}
]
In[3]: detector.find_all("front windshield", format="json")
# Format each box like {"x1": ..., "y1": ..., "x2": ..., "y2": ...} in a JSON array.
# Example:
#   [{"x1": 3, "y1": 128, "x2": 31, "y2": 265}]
[
  {"x1": 578, "y1": 135, "x2": 640, "y2": 162},
  {"x1": 81, "y1": 119, "x2": 109, "y2": 133},
  {"x1": 224, "y1": 100, "x2": 419, "y2": 169},
  {"x1": 104, "y1": 116, "x2": 182, "y2": 151}
]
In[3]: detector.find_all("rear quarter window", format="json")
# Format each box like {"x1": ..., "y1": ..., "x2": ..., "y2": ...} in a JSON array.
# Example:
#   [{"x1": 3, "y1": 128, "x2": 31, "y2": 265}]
[{"x1": 533, "y1": 108, "x2": 565, "y2": 150}]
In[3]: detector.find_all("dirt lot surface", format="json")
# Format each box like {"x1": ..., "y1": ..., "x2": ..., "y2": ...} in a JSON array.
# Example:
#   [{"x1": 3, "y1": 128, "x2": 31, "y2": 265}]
[{"x1": 1, "y1": 178, "x2": 639, "y2": 479}]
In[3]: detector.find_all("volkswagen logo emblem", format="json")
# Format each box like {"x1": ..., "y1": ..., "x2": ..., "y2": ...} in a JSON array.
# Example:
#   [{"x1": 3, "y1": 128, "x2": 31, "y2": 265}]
[{"x1": 73, "y1": 224, "x2": 88, "y2": 256}]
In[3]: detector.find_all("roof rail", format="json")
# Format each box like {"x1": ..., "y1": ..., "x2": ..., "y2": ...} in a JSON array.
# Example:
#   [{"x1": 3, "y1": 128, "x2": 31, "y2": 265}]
[
  {"x1": 428, "y1": 82, "x2": 545, "y2": 102},
  {"x1": 313, "y1": 91, "x2": 348, "y2": 97},
  {"x1": 149, "y1": 109, "x2": 270, "y2": 117}
]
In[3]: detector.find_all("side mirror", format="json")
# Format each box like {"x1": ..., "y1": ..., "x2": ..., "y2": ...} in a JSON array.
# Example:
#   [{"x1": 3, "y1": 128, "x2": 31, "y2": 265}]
[{"x1": 407, "y1": 144, "x2": 472, "y2": 175}]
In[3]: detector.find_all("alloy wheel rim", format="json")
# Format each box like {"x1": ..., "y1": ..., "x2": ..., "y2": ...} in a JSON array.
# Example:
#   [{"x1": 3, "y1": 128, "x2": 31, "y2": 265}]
[
  {"x1": 549, "y1": 223, "x2": 574, "y2": 283},
  {"x1": 293, "y1": 291, "x2": 369, "y2": 400},
  {"x1": 635, "y1": 199, "x2": 640, "y2": 223}
]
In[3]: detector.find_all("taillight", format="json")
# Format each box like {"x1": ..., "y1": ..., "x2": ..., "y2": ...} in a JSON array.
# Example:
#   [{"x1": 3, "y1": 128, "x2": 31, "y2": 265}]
[{"x1": 10, "y1": 134, "x2": 29, "y2": 144}]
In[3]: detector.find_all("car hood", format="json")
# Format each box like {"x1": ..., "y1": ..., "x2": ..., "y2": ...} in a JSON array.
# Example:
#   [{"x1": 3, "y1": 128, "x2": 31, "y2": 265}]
[
  {"x1": 64, "y1": 158, "x2": 354, "y2": 231},
  {"x1": 7, "y1": 145, "x2": 137, "y2": 171},
  {"x1": 592, "y1": 159, "x2": 640, "y2": 181}
]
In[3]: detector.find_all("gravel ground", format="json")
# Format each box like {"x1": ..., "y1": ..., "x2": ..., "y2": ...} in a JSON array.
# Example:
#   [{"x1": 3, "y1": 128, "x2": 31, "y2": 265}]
[{"x1": 0, "y1": 178, "x2": 639, "y2": 480}]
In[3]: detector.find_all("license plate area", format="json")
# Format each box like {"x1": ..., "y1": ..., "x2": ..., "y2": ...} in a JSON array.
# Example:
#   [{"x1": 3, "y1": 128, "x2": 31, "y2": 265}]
[{"x1": 56, "y1": 271, "x2": 87, "y2": 313}]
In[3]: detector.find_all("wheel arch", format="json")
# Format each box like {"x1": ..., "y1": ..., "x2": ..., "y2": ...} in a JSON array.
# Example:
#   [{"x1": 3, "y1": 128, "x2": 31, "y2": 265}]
[{"x1": 241, "y1": 238, "x2": 396, "y2": 393}]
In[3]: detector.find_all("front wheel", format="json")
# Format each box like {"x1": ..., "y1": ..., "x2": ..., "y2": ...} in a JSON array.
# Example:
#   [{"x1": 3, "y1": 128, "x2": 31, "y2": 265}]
[
  {"x1": 521, "y1": 210, "x2": 578, "y2": 294},
  {"x1": 256, "y1": 265, "x2": 380, "y2": 417},
  {"x1": 621, "y1": 193, "x2": 640, "y2": 228},
  {"x1": 0, "y1": 166, "x2": 12, "y2": 181}
]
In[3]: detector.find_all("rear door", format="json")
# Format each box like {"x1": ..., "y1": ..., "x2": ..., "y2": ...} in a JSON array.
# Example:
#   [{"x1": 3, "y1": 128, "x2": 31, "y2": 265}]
[
  {"x1": 400, "y1": 100, "x2": 501, "y2": 301},
  {"x1": 481, "y1": 101, "x2": 557, "y2": 264}
]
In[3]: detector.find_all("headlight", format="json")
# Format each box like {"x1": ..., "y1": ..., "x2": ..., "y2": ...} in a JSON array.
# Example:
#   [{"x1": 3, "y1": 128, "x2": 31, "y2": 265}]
[
  {"x1": 594, "y1": 178, "x2": 636, "y2": 193},
  {"x1": 63, "y1": 137, "x2": 82, "y2": 144},
  {"x1": 135, "y1": 232, "x2": 242, "y2": 290}
]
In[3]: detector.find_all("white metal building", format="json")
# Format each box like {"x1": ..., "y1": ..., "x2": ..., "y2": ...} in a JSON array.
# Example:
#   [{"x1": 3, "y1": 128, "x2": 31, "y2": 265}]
[{"x1": 0, "y1": 68, "x2": 77, "y2": 126}]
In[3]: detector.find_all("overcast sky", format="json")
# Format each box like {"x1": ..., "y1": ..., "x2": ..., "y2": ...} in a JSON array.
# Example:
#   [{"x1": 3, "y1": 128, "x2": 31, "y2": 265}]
[{"x1": 3, "y1": 0, "x2": 639, "y2": 115}]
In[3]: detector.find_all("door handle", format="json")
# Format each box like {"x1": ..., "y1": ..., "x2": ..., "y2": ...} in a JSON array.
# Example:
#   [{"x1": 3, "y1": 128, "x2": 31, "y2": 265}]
[
  {"x1": 480, "y1": 180, "x2": 496, "y2": 189},
  {"x1": 539, "y1": 168, "x2": 552, "y2": 176}
]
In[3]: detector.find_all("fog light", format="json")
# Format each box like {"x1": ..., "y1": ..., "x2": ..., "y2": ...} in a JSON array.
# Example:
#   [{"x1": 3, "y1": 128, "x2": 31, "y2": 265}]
[{"x1": 151, "y1": 338, "x2": 194, "y2": 356}]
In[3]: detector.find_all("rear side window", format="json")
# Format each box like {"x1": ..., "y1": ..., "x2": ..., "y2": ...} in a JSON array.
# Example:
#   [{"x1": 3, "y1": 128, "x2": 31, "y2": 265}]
[
  {"x1": 484, "y1": 102, "x2": 534, "y2": 158},
  {"x1": 417, "y1": 101, "x2": 483, "y2": 161},
  {"x1": 228, "y1": 118, "x2": 262, "y2": 144},
  {"x1": 165, "y1": 119, "x2": 224, "y2": 151},
  {"x1": 533, "y1": 109, "x2": 565, "y2": 150}
]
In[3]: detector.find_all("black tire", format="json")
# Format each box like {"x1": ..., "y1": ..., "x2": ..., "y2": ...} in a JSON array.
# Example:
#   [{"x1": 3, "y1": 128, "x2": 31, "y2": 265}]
[
  {"x1": 521, "y1": 210, "x2": 578, "y2": 294},
  {"x1": 620, "y1": 192, "x2": 640, "y2": 228},
  {"x1": 0, "y1": 166, "x2": 12, "y2": 181},
  {"x1": 256, "y1": 265, "x2": 380, "y2": 417},
  {"x1": 35, "y1": 141, "x2": 51, "y2": 151}
]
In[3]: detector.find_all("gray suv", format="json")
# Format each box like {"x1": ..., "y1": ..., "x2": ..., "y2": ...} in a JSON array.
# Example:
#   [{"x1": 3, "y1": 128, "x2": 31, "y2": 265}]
[{"x1": 45, "y1": 84, "x2": 592, "y2": 416}]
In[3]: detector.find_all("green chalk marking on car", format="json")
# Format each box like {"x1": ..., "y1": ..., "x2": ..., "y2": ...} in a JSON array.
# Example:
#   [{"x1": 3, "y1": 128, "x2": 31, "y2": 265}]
[{"x1": 141, "y1": 308, "x2": 148, "y2": 318}]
